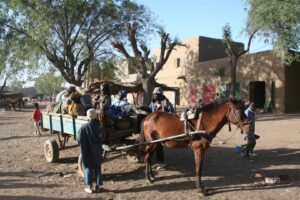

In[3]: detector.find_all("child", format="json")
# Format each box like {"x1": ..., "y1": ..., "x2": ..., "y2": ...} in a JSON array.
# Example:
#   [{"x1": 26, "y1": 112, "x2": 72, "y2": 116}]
[
  {"x1": 32, "y1": 102, "x2": 41, "y2": 136},
  {"x1": 241, "y1": 102, "x2": 257, "y2": 159}
]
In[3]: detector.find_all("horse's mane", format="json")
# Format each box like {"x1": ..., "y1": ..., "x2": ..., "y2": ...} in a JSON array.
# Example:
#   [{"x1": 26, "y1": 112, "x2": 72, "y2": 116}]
[{"x1": 198, "y1": 98, "x2": 243, "y2": 112}]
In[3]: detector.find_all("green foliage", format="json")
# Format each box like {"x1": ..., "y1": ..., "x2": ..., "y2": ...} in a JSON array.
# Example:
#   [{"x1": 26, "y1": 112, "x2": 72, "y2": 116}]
[
  {"x1": 8, "y1": 79, "x2": 24, "y2": 92},
  {"x1": 34, "y1": 69, "x2": 64, "y2": 95},
  {"x1": 89, "y1": 61, "x2": 120, "y2": 81},
  {"x1": 247, "y1": 0, "x2": 300, "y2": 59},
  {"x1": 0, "y1": 0, "x2": 153, "y2": 86}
]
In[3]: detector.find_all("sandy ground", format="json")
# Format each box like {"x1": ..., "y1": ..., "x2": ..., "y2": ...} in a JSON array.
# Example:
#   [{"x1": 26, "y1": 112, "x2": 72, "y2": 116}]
[{"x1": 0, "y1": 102, "x2": 299, "y2": 200}]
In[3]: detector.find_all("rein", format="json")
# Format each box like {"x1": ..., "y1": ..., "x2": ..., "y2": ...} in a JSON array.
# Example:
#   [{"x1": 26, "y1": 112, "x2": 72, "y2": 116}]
[{"x1": 229, "y1": 103, "x2": 250, "y2": 130}]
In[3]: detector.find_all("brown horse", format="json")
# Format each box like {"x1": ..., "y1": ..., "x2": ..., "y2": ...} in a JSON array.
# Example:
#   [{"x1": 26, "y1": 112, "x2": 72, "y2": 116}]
[
  {"x1": 140, "y1": 98, "x2": 251, "y2": 195},
  {"x1": 2, "y1": 93, "x2": 24, "y2": 111}
]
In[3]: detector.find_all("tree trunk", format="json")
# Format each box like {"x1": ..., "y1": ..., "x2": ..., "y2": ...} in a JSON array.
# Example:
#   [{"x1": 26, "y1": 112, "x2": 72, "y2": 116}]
[
  {"x1": 0, "y1": 77, "x2": 8, "y2": 92},
  {"x1": 142, "y1": 77, "x2": 156, "y2": 106},
  {"x1": 230, "y1": 60, "x2": 237, "y2": 98}
]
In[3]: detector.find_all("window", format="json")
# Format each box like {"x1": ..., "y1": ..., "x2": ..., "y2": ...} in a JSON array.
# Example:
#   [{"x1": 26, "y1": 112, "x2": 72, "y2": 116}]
[{"x1": 175, "y1": 58, "x2": 180, "y2": 68}]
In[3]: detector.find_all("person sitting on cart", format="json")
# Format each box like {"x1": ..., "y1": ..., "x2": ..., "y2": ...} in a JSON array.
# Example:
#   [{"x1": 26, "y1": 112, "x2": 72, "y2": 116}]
[
  {"x1": 98, "y1": 83, "x2": 111, "y2": 126},
  {"x1": 111, "y1": 89, "x2": 134, "y2": 116},
  {"x1": 68, "y1": 93, "x2": 86, "y2": 117},
  {"x1": 137, "y1": 87, "x2": 175, "y2": 169},
  {"x1": 76, "y1": 108, "x2": 104, "y2": 194}
]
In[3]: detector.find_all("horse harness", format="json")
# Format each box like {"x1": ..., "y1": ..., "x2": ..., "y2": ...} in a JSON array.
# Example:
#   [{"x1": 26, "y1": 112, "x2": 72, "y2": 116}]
[
  {"x1": 175, "y1": 102, "x2": 248, "y2": 146},
  {"x1": 176, "y1": 110, "x2": 215, "y2": 146}
]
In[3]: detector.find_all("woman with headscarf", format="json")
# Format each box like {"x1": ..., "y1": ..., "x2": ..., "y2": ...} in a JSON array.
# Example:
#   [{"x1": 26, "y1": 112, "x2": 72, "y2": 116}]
[{"x1": 76, "y1": 109, "x2": 104, "y2": 193}]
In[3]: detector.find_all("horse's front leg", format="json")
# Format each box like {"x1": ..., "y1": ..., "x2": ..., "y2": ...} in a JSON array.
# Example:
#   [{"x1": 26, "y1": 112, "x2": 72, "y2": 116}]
[{"x1": 194, "y1": 148, "x2": 207, "y2": 196}]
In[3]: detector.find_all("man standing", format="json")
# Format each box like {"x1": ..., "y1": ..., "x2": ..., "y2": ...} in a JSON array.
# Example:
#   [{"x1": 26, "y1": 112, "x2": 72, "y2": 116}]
[
  {"x1": 76, "y1": 109, "x2": 104, "y2": 193},
  {"x1": 149, "y1": 87, "x2": 175, "y2": 168}
]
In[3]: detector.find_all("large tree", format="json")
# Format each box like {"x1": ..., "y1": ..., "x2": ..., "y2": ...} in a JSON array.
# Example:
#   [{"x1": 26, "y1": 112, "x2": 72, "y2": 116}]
[
  {"x1": 112, "y1": 23, "x2": 182, "y2": 105},
  {"x1": 247, "y1": 0, "x2": 300, "y2": 60},
  {"x1": 0, "y1": 0, "x2": 149, "y2": 86},
  {"x1": 34, "y1": 69, "x2": 64, "y2": 95},
  {"x1": 223, "y1": 24, "x2": 256, "y2": 97}
]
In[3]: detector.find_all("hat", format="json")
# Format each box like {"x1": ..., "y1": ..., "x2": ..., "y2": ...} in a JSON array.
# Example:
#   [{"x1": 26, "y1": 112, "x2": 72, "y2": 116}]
[
  {"x1": 87, "y1": 109, "x2": 97, "y2": 120},
  {"x1": 67, "y1": 86, "x2": 76, "y2": 93},
  {"x1": 153, "y1": 87, "x2": 163, "y2": 94},
  {"x1": 118, "y1": 89, "x2": 127, "y2": 99},
  {"x1": 70, "y1": 92, "x2": 81, "y2": 101}
]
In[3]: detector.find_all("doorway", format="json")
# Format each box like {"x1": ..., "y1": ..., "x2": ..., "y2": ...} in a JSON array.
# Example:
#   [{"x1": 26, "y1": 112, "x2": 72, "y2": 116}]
[{"x1": 249, "y1": 81, "x2": 265, "y2": 108}]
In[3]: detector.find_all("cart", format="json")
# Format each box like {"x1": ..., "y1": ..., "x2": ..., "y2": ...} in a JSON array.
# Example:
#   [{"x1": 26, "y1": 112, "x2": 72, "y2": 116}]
[{"x1": 41, "y1": 111, "x2": 138, "y2": 163}]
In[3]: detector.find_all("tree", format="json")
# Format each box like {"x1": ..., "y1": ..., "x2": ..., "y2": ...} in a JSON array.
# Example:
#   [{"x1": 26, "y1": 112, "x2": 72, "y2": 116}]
[
  {"x1": 112, "y1": 23, "x2": 183, "y2": 105},
  {"x1": 0, "y1": 0, "x2": 149, "y2": 86},
  {"x1": 223, "y1": 24, "x2": 256, "y2": 97},
  {"x1": 247, "y1": 0, "x2": 300, "y2": 60},
  {"x1": 8, "y1": 79, "x2": 24, "y2": 93},
  {"x1": 34, "y1": 70, "x2": 64, "y2": 95},
  {"x1": 88, "y1": 61, "x2": 120, "y2": 82}
]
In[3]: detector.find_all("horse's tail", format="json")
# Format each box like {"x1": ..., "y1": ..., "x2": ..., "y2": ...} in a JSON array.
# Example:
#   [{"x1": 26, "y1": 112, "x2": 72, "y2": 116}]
[
  {"x1": 139, "y1": 118, "x2": 145, "y2": 142},
  {"x1": 138, "y1": 118, "x2": 146, "y2": 153}
]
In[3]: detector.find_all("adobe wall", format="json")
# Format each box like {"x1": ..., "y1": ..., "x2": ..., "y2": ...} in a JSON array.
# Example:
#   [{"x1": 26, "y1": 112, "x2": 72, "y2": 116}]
[{"x1": 155, "y1": 46, "x2": 285, "y2": 112}]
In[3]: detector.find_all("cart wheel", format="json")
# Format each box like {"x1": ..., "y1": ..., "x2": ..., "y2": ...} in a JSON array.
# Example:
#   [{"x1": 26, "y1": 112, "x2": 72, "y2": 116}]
[
  {"x1": 78, "y1": 153, "x2": 84, "y2": 178},
  {"x1": 44, "y1": 139, "x2": 59, "y2": 163}
]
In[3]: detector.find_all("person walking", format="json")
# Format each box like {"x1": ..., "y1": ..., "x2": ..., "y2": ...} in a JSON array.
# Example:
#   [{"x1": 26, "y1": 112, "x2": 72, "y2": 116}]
[
  {"x1": 32, "y1": 102, "x2": 41, "y2": 136},
  {"x1": 241, "y1": 102, "x2": 258, "y2": 159},
  {"x1": 76, "y1": 109, "x2": 104, "y2": 193}
]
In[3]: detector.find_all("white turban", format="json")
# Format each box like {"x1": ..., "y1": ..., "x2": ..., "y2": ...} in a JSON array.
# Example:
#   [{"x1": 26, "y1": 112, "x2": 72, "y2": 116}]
[
  {"x1": 153, "y1": 87, "x2": 163, "y2": 94},
  {"x1": 87, "y1": 109, "x2": 97, "y2": 120}
]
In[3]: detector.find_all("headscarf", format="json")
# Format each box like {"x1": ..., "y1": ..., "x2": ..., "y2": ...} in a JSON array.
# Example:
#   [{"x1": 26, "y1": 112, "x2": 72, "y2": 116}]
[{"x1": 152, "y1": 87, "x2": 163, "y2": 94}]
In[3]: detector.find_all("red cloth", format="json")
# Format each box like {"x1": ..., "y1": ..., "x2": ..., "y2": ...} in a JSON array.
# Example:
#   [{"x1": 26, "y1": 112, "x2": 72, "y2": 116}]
[{"x1": 32, "y1": 108, "x2": 41, "y2": 121}]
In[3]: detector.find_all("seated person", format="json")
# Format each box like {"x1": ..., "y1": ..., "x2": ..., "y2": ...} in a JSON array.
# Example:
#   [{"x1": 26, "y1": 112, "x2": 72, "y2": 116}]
[
  {"x1": 68, "y1": 93, "x2": 86, "y2": 117},
  {"x1": 112, "y1": 90, "x2": 134, "y2": 110},
  {"x1": 80, "y1": 93, "x2": 92, "y2": 110},
  {"x1": 108, "y1": 89, "x2": 134, "y2": 119}
]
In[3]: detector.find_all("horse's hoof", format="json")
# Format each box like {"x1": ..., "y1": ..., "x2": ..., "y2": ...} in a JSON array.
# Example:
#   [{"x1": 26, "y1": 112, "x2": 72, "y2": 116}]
[
  {"x1": 150, "y1": 176, "x2": 155, "y2": 181},
  {"x1": 150, "y1": 174, "x2": 155, "y2": 179},
  {"x1": 146, "y1": 179, "x2": 153, "y2": 184},
  {"x1": 197, "y1": 188, "x2": 208, "y2": 196}
]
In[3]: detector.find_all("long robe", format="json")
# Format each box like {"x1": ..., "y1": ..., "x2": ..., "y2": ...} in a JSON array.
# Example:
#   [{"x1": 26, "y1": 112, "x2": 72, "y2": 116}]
[{"x1": 76, "y1": 120, "x2": 103, "y2": 169}]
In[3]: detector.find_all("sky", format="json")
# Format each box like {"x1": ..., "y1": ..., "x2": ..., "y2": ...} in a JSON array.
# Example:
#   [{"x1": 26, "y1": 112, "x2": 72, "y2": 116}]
[{"x1": 135, "y1": 0, "x2": 272, "y2": 53}]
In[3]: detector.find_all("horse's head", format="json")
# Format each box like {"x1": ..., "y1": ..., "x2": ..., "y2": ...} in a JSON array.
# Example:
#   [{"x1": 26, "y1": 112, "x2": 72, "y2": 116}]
[{"x1": 227, "y1": 98, "x2": 251, "y2": 134}]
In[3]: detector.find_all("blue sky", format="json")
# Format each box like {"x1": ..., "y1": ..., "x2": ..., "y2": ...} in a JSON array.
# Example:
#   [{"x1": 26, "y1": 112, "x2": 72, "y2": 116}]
[{"x1": 136, "y1": 0, "x2": 272, "y2": 53}]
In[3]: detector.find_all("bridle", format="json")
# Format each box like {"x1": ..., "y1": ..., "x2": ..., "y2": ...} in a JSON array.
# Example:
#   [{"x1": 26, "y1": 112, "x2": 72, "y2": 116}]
[{"x1": 228, "y1": 102, "x2": 250, "y2": 132}]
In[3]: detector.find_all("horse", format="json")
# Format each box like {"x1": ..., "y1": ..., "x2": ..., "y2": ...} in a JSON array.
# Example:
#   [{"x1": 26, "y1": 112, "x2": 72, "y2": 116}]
[
  {"x1": 8, "y1": 97, "x2": 24, "y2": 111},
  {"x1": 140, "y1": 98, "x2": 251, "y2": 196}
]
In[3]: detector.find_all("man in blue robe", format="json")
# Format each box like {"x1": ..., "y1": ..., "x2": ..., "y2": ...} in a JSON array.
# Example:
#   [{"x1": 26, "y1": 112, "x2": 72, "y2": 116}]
[{"x1": 76, "y1": 108, "x2": 104, "y2": 193}]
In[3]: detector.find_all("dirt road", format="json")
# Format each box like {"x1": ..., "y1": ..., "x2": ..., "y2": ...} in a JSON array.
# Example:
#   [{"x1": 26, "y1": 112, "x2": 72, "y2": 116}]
[{"x1": 0, "y1": 103, "x2": 299, "y2": 199}]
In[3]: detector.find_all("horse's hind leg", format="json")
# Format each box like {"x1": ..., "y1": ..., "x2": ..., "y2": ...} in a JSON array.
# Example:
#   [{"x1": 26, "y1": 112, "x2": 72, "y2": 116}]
[
  {"x1": 149, "y1": 158, "x2": 155, "y2": 179},
  {"x1": 144, "y1": 146, "x2": 155, "y2": 182}
]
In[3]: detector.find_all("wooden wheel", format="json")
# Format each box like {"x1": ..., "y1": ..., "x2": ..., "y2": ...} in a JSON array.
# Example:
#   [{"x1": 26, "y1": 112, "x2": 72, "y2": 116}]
[
  {"x1": 78, "y1": 153, "x2": 84, "y2": 178},
  {"x1": 44, "y1": 139, "x2": 59, "y2": 163}
]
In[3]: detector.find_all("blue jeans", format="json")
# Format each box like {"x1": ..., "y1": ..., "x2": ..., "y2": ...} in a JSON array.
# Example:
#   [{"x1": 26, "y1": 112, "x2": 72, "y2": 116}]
[{"x1": 83, "y1": 166, "x2": 103, "y2": 186}]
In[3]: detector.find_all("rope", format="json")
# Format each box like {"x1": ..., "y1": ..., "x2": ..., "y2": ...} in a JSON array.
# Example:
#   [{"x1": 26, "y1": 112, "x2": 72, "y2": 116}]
[{"x1": 215, "y1": 123, "x2": 239, "y2": 142}]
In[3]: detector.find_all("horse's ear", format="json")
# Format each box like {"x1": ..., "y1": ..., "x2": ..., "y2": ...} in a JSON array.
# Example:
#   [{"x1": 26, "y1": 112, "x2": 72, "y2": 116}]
[{"x1": 228, "y1": 97, "x2": 234, "y2": 103}]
